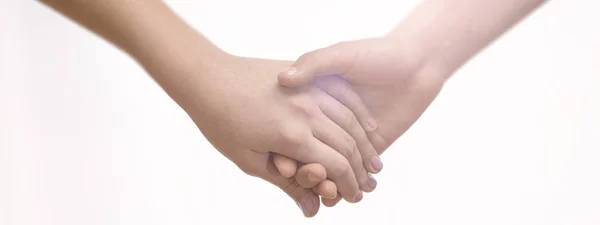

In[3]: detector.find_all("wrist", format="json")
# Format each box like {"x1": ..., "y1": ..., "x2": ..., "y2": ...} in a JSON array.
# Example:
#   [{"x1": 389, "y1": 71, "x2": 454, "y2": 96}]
[
  {"x1": 114, "y1": 2, "x2": 232, "y2": 107},
  {"x1": 379, "y1": 33, "x2": 452, "y2": 83},
  {"x1": 139, "y1": 39, "x2": 233, "y2": 110}
]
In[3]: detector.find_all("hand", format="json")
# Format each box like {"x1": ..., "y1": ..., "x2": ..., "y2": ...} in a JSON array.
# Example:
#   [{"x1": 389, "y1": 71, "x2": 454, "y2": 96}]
[
  {"x1": 174, "y1": 55, "x2": 379, "y2": 216},
  {"x1": 276, "y1": 36, "x2": 449, "y2": 206},
  {"x1": 279, "y1": 36, "x2": 447, "y2": 152}
]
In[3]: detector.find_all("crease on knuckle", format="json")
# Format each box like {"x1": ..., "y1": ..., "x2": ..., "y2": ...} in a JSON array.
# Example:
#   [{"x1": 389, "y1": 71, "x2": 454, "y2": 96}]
[
  {"x1": 283, "y1": 178, "x2": 301, "y2": 194},
  {"x1": 341, "y1": 110, "x2": 358, "y2": 129},
  {"x1": 337, "y1": 131, "x2": 357, "y2": 156},
  {"x1": 333, "y1": 136, "x2": 358, "y2": 164}
]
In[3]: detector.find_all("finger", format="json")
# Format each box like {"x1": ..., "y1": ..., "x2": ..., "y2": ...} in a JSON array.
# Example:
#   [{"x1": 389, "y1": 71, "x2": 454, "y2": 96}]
[
  {"x1": 313, "y1": 180, "x2": 337, "y2": 199},
  {"x1": 243, "y1": 151, "x2": 321, "y2": 217},
  {"x1": 275, "y1": 136, "x2": 363, "y2": 203},
  {"x1": 316, "y1": 76, "x2": 389, "y2": 156},
  {"x1": 273, "y1": 154, "x2": 297, "y2": 178},
  {"x1": 322, "y1": 193, "x2": 343, "y2": 207},
  {"x1": 317, "y1": 90, "x2": 383, "y2": 175},
  {"x1": 294, "y1": 163, "x2": 337, "y2": 199},
  {"x1": 295, "y1": 163, "x2": 327, "y2": 188},
  {"x1": 273, "y1": 155, "x2": 338, "y2": 200},
  {"x1": 294, "y1": 163, "x2": 338, "y2": 199},
  {"x1": 367, "y1": 131, "x2": 388, "y2": 155},
  {"x1": 266, "y1": 174, "x2": 321, "y2": 218},
  {"x1": 278, "y1": 43, "x2": 355, "y2": 88},
  {"x1": 316, "y1": 75, "x2": 378, "y2": 132},
  {"x1": 311, "y1": 113, "x2": 372, "y2": 194}
]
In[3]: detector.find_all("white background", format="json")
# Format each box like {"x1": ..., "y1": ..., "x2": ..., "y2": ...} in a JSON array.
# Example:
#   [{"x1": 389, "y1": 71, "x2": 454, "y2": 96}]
[{"x1": 1, "y1": 0, "x2": 599, "y2": 224}]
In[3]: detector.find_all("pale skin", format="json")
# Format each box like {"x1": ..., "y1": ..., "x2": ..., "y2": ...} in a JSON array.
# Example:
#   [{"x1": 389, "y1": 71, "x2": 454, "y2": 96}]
[
  {"x1": 275, "y1": 0, "x2": 549, "y2": 208},
  {"x1": 38, "y1": 0, "x2": 549, "y2": 218},
  {"x1": 38, "y1": 0, "x2": 382, "y2": 218}
]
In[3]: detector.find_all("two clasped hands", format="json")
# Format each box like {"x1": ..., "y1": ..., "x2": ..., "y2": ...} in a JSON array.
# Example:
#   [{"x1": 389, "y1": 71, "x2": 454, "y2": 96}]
[
  {"x1": 41, "y1": 0, "x2": 546, "y2": 218},
  {"x1": 191, "y1": 38, "x2": 446, "y2": 217}
]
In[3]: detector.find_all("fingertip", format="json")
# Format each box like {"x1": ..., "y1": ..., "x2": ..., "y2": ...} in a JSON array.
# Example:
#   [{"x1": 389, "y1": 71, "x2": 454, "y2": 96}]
[
  {"x1": 314, "y1": 180, "x2": 337, "y2": 199},
  {"x1": 366, "y1": 174, "x2": 377, "y2": 192},
  {"x1": 296, "y1": 163, "x2": 327, "y2": 188},
  {"x1": 364, "y1": 118, "x2": 378, "y2": 132},
  {"x1": 280, "y1": 169, "x2": 296, "y2": 178},
  {"x1": 370, "y1": 156, "x2": 383, "y2": 174},
  {"x1": 298, "y1": 193, "x2": 320, "y2": 218},
  {"x1": 305, "y1": 164, "x2": 327, "y2": 181},
  {"x1": 277, "y1": 67, "x2": 299, "y2": 87},
  {"x1": 355, "y1": 191, "x2": 363, "y2": 202},
  {"x1": 340, "y1": 189, "x2": 364, "y2": 204},
  {"x1": 278, "y1": 66, "x2": 316, "y2": 88},
  {"x1": 273, "y1": 154, "x2": 297, "y2": 178},
  {"x1": 322, "y1": 194, "x2": 342, "y2": 207}
]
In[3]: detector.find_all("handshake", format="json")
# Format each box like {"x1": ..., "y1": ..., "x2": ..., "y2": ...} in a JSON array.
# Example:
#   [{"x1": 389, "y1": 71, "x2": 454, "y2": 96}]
[
  {"x1": 40, "y1": 0, "x2": 545, "y2": 218},
  {"x1": 183, "y1": 37, "x2": 446, "y2": 217}
]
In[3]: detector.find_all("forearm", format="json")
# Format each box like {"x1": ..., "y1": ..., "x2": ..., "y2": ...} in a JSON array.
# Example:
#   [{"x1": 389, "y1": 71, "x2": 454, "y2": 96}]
[
  {"x1": 389, "y1": 0, "x2": 547, "y2": 78},
  {"x1": 39, "y1": 0, "x2": 227, "y2": 103}
]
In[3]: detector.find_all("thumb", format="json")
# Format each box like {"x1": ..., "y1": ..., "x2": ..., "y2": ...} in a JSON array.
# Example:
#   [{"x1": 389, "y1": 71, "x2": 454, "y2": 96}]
[
  {"x1": 247, "y1": 151, "x2": 322, "y2": 217},
  {"x1": 278, "y1": 43, "x2": 357, "y2": 88},
  {"x1": 261, "y1": 168, "x2": 321, "y2": 217},
  {"x1": 271, "y1": 175, "x2": 321, "y2": 217}
]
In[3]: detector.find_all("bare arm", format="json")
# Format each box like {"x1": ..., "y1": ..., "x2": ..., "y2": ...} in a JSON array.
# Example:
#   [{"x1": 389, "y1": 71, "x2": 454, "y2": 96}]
[
  {"x1": 39, "y1": 0, "x2": 226, "y2": 104},
  {"x1": 275, "y1": 0, "x2": 550, "y2": 207},
  {"x1": 278, "y1": 0, "x2": 548, "y2": 87},
  {"x1": 38, "y1": 0, "x2": 381, "y2": 214},
  {"x1": 389, "y1": 0, "x2": 548, "y2": 78}
]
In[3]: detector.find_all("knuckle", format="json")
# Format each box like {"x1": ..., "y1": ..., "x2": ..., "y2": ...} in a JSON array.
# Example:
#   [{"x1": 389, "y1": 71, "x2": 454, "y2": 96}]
[
  {"x1": 334, "y1": 136, "x2": 358, "y2": 163},
  {"x1": 289, "y1": 97, "x2": 314, "y2": 115},
  {"x1": 282, "y1": 179, "x2": 300, "y2": 194},
  {"x1": 343, "y1": 135, "x2": 358, "y2": 156},
  {"x1": 341, "y1": 110, "x2": 358, "y2": 128},
  {"x1": 329, "y1": 160, "x2": 351, "y2": 178},
  {"x1": 278, "y1": 124, "x2": 308, "y2": 147}
]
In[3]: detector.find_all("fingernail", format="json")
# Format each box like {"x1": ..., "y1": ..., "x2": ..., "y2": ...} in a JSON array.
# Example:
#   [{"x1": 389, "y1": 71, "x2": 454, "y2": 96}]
[
  {"x1": 365, "y1": 118, "x2": 378, "y2": 132},
  {"x1": 307, "y1": 172, "x2": 321, "y2": 183},
  {"x1": 283, "y1": 67, "x2": 297, "y2": 76},
  {"x1": 371, "y1": 156, "x2": 383, "y2": 172},
  {"x1": 367, "y1": 174, "x2": 377, "y2": 191},
  {"x1": 354, "y1": 191, "x2": 363, "y2": 202}
]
